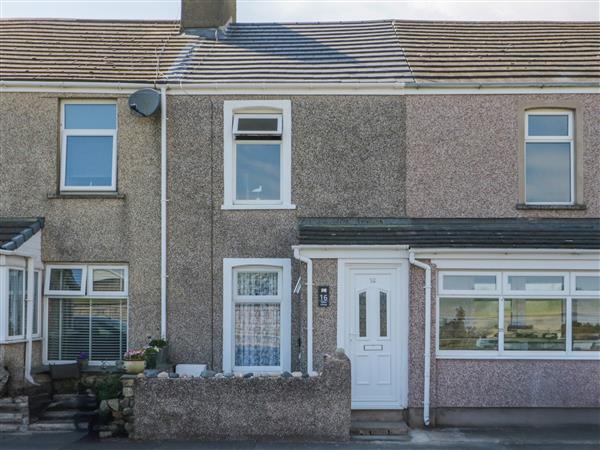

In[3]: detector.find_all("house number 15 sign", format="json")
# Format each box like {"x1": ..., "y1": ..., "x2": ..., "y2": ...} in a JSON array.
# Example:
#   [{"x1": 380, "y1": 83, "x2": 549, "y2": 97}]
[{"x1": 318, "y1": 286, "x2": 330, "y2": 307}]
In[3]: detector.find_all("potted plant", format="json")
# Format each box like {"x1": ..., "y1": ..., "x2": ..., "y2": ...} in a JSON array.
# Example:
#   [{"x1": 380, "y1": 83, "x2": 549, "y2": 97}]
[
  {"x1": 77, "y1": 351, "x2": 89, "y2": 370},
  {"x1": 149, "y1": 338, "x2": 168, "y2": 367},
  {"x1": 123, "y1": 349, "x2": 146, "y2": 374}
]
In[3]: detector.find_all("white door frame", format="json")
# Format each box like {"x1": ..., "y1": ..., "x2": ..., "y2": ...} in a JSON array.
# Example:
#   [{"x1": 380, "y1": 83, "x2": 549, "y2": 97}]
[{"x1": 338, "y1": 258, "x2": 409, "y2": 409}]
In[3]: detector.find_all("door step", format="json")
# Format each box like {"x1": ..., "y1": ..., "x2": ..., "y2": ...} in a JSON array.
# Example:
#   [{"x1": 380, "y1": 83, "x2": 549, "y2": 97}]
[
  {"x1": 28, "y1": 420, "x2": 78, "y2": 432},
  {"x1": 350, "y1": 410, "x2": 409, "y2": 440}
]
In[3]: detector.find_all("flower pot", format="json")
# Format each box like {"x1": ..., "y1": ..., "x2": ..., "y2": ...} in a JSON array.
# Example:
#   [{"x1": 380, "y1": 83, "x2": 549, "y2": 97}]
[{"x1": 124, "y1": 360, "x2": 146, "y2": 374}]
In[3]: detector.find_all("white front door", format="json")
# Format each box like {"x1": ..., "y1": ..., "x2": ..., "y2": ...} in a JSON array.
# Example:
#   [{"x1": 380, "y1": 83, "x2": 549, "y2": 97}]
[{"x1": 343, "y1": 262, "x2": 408, "y2": 409}]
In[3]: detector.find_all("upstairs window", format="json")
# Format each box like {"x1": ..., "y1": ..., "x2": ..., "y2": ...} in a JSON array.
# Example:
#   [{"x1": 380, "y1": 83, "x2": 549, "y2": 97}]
[
  {"x1": 223, "y1": 101, "x2": 293, "y2": 209},
  {"x1": 524, "y1": 110, "x2": 573, "y2": 204},
  {"x1": 60, "y1": 101, "x2": 117, "y2": 192}
]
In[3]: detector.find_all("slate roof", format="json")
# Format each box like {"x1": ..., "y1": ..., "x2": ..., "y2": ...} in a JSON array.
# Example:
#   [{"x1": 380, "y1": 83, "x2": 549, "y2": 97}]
[
  {"x1": 298, "y1": 218, "x2": 600, "y2": 249},
  {"x1": 0, "y1": 217, "x2": 45, "y2": 251},
  {"x1": 1, "y1": 19, "x2": 598, "y2": 84}
]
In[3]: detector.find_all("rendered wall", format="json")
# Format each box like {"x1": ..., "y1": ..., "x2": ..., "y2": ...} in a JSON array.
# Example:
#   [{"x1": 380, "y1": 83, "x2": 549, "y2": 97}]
[
  {"x1": 130, "y1": 352, "x2": 351, "y2": 441},
  {"x1": 0, "y1": 93, "x2": 162, "y2": 357},
  {"x1": 406, "y1": 93, "x2": 600, "y2": 218},
  {"x1": 166, "y1": 95, "x2": 407, "y2": 369}
]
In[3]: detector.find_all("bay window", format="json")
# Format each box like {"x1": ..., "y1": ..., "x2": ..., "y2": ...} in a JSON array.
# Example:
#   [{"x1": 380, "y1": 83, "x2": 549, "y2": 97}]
[
  {"x1": 44, "y1": 264, "x2": 128, "y2": 364},
  {"x1": 1, "y1": 267, "x2": 42, "y2": 342},
  {"x1": 223, "y1": 259, "x2": 291, "y2": 373},
  {"x1": 438, "y1": 271, "x2": 600, "y2": 358}
]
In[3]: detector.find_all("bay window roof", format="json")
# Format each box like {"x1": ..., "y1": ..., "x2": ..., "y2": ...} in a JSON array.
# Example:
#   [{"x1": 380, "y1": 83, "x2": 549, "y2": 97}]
[
  {"x1": 297, "y1": 218, "x2": 600, "y2": 249},
  {"x1": 0, "y1": 217, "x2": 45, "y2": 251}
]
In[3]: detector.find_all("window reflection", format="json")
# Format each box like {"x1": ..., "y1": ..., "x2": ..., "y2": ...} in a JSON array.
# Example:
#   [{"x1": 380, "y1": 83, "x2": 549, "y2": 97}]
[
  {"x1": 439, "y1": 298, "x2": 498, "y2": 350},
  {"x1": 572, "y1": 299, "x2": 600, "y2": 351},
  {"x1": 504, "y1": 298, "x2": 565, "y2": 351}
]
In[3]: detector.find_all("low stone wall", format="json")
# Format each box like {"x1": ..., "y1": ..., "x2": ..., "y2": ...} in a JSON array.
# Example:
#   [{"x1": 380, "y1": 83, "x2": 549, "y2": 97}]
[{"x1": 126, "y1": 351, "x2": 351, "y2": 441}]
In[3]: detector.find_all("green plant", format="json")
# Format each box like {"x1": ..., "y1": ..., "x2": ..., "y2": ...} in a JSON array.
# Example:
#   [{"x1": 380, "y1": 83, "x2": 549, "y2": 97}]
[
  {"x1": 148, "y1": 338, "x2": 167, "y2": 348},
  {"x1": 95, "y1": 374, "x2": 122, "y2": 401}
]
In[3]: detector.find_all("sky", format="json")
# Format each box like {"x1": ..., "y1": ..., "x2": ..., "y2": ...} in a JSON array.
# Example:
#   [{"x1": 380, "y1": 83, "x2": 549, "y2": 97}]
[{"x1": 1, "y1": 0, "x2": 598, "y2": 22}]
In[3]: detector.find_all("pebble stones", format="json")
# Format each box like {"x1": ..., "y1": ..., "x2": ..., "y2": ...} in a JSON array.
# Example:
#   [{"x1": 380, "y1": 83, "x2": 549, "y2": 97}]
[
  {"x1": 201, "y1": 370, "x2": 217, "y2": 378},
  {"x1": 243, "y1": 372, "x2": 254, "y2": 378},
  {"x1": 214, "y1": 373, "x2": 225, "y2": 379},
  {"x1": 157, "y1": 371, "x2": 169, "y2": 379},
  {"x1": 291, "y1": 371, "x2": 303, "y2": 378},
  {"x1": 168, "y1": 372, "x2": 179, "y2": 379},
  {"x1": 224, "y1": 372, "x2": 234, "y2": 379},
  {"x1": 144, "y1": 369, "x2": 159, "y2": 378},
  {"x1": 136, "y1": 372, "x2": 145, "y2": 378},
  {"x1": 281, "y1": 371, "x2": 292, "y2": 379}
]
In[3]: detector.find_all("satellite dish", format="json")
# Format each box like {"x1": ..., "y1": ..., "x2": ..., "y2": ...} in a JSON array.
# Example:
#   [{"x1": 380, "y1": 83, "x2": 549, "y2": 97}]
[{"x1": 128, "y1": 89, "x2": 161, "y2": 117}]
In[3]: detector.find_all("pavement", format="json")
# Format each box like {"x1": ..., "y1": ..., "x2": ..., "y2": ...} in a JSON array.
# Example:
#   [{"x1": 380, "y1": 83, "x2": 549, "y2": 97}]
[{"x1": 0, "y1": 427, "x2": 599, "y2": 450}]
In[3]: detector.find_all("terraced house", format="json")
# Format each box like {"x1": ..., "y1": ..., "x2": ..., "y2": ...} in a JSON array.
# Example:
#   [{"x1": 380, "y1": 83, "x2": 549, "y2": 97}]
[{"x1": 0, "y1": 0, "x2": 599, "y2": 436}]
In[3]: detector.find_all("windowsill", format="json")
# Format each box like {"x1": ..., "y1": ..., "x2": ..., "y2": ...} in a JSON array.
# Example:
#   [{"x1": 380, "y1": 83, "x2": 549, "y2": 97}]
[
  {"x1": 437, "y1": 353, "x2": 600, "y2": 361},
  {"x1": 221, "y1": 203, "x2": 296, "y2": 210},
  {"x1": 516, "y1": 203, "x2": 587, "y2": 211},
  {"x1": 0, "y1": 337, "x2": 43, "y2": 345},
  {"x1": 48, "y1": 192, "x2": 126, "y2": 200}
]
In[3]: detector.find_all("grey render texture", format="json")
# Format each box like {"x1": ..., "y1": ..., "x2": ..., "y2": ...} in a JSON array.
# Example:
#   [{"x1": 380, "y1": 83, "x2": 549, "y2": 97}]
[{"x1": 0, "y1": 13, "x2": 599, "y2": 424}]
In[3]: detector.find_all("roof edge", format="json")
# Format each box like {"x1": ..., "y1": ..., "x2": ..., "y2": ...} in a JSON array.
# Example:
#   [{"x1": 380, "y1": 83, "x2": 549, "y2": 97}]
[{"x1": 0, "y1": 217, "x2": 45, "y2": 251}]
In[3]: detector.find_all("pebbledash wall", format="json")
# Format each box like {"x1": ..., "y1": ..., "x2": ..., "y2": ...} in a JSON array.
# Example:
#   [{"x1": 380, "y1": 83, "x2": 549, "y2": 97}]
[
  {"x1": 0, "y1": 92, "x2": 163, "y2": 392},
  {"x1": 165, "y1": 95, "x2": 407, "y2": 368},
  {"x1": 402, "y1": 93, "x2": 600, "y2": 425}
]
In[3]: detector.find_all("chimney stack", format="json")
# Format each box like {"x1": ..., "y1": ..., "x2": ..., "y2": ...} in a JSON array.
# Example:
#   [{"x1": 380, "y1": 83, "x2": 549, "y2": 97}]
[{"x1": 181, "y1": 0, "x2": 236, "y2": 30}]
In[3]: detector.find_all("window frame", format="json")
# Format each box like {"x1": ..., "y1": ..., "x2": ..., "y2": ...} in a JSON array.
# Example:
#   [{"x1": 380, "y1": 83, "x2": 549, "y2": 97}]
[
  {"x1": 524, "y1": 109, "x2": 574, "y2": 206},
  {"x1": 87, "y1": 265, "x2": 129, "y2": 297},
  {"x1": 223, "y1": 100, "x2": 294, "y2": 210},
  {"x1": 0, "y1": 266, "x2": 43, "y2": 343},
  {"x1": 43, "y1": 263, "x2": 128, "y2": 365},
  {"x1": 5, "y1": 266, "x2": 26, "y2": 341},
  {"x1": 233, "y1": 113, "x2": 283, "y2": 136},
  {"x1": 60, "y1": 99, "x2": 118, "y2": 193},
  {"x1": 437, "y1": 270, "x2": 599, "y2": 360},
  {"x1": 222, "y1": 258, "x2": 292, "y2": 373},
  {"x1": 232, "y1": 139, "x2": 283, "y2": 206},
  {"x1": 45, "y1": 264, "x2": 87, "y2": 296}
]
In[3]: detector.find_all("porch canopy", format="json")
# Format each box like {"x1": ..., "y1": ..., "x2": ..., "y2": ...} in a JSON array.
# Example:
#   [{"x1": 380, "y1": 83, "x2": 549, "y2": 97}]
[
  {"x1": 0, "y1": 217, "x2": 44, "y2": 251},
  {"x1": 297, "y1": 217, "x2": 600, "y2": 249}
]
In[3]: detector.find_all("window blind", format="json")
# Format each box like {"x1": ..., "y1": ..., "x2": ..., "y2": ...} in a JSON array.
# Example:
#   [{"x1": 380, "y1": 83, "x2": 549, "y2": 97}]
[
  {"x1": 49, "y1": 268, "x2": 83, "y2": 292},
  {"x1": 92, "y1": 268, "x2": 125, "y2": 292},
  {"x1": 47, "y1": 298, "x2": 127, "y2": 361}
]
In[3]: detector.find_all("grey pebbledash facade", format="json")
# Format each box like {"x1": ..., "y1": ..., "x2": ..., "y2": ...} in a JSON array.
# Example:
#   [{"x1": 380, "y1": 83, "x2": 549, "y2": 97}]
[{"x1": 1, "y1": 3, "x2": 599, "y2": 429}]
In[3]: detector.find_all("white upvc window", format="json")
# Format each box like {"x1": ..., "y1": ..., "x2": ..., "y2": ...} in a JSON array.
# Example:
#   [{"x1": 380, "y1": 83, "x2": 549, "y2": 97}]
[
  {"x1": 223, "y1": 100, "x2": 294, "y2": 210},
  {"x1": 44, "y1": 264, "x2": 128, "y2": 365},
  {"x1": 437, "y1": 270, "x2": 600, "y2": 360},
  {"x1": 524, "y1": 109, "x2": 574, "y2": 205},
  {"x1": 60, "y1": 100, "x2": 118, "y2": 192},
  {"x1": 223, "y1": 258, "x2": 291, "y2": 373},
  {"x1": 0, "y1": 267, "x2": 42, "y2": 343}
]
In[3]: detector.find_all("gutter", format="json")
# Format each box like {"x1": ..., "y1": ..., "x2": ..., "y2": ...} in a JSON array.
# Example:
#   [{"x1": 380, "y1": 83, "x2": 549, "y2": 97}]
[
  {"x1": 1, "y1": 80, "x2": 598, "y2": 95},
  {"x1": 293, "y1": 248, "x2": 316, "y2": 375},
  {"x1": 409, "y1": 250, "x2": 432, "y2": 427},
  {"x1": 160, "y1": 86, "x2": 168, "y2": 340}
]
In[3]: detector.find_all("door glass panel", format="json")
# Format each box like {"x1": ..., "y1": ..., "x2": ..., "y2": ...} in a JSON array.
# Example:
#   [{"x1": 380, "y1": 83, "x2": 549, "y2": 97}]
[
  {"x1": 358, "y1": 291, "x2": 367, "y2": 337},
  {"x1": 379, "y1": 291, "x2": 388, "y2": 337}
]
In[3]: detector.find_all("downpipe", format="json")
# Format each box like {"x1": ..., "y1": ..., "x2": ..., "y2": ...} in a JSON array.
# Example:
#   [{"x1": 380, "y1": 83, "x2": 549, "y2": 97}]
[
  {"x1": 25, "y1": 257, "x2": 38, "y2": 385},
  {"x1": 160, "y1": 86, "x2": 168, "y2": 340},
  {"x1": 293, "y1": 249, "x2": 315, "y2": 375},
  {"x1": 409, "y1": 250, "x2": 431, "y2": 426}
]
